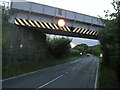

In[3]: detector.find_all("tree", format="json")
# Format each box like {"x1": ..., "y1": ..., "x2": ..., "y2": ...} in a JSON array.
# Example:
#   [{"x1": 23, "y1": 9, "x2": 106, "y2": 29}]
[
  {"x1": 98, "y1": 0, "x2": 120, "y2": 82},
  {"x1": 88, "y1": 45, "x2": 101, "y2": 56},
  {"x1": 73, "y1": 43, "x2": 88, "y2": 54},
  {"x1": 47, "y1": 37, "x2": 72, "y2": 59}
]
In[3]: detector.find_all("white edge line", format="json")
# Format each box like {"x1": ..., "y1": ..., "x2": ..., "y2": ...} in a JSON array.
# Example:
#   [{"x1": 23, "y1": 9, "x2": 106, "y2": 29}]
[
  {"x1": 2, "y1": 68, "x2": 48, "y2": 81},
  {"x1": 2, "y1": 60, "x2": 71, "y2": 81},
  {"x1": 2, "y1": 58, "x2": 82, "y2": 81},
  {"x1": 35, "y1": 74, "x2": 64, "y2": 89},
  {"x1": 94, "y1": 62, "x2": 99, "y2": 89},
  {"x1": 92, "y1": 65, "x2": 97, "y2": 77}
]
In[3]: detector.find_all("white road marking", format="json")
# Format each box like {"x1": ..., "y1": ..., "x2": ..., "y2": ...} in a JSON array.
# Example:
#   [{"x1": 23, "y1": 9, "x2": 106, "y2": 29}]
[
  {"x1": 92, "y1": 65, "x2": 97, "y2": 77},
  {"x1": 35, "y1": 74, "x2": 64, "y2": 89},
  {"x1": 77, "y1": 66, "x2": 83, "y2": 70},
  {"x1": 71, "y1": 67, "x2": 77, "y2": 70},
  {"x1": 94, "y1": 62, "x2": 99, "y2": 89},
  {"x1": 0, "y1": 80, "x2": 2, "y2": 90},
  {"x1": 2, "y1": 59, "x2": 81, "y2": 81},
  {"x1": 77, "y1": 65, "x2": 79, "y2": 67},
  {"x1": 70, "y1": 59, "x2": 80, "y2": 64},
  {"x1": 2, "y1": 67, "x2": 50, "y2": 81},
  {"x1": 77, "y1": 61, "x2": 88, "y2": 70},
  {"x1": 3, "y1": 60, "x2": 71, "y2": 81},
  {"x1": 65, "y1": 72, "x2": 68, "y2": 74}
]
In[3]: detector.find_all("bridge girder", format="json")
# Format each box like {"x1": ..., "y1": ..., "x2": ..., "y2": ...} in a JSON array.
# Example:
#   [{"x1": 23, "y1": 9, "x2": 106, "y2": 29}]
[
  {"x1": 9, "y1": 1, "x2": 105, "y2": 39},
  {"x1": 14, "y1": 18, "x2": 98, "y2": 39}
]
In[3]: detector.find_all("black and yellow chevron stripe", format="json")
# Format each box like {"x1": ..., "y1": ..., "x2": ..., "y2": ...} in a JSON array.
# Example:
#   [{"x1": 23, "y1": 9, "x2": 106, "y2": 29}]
[
  {"x1": 14, "y1": 18, "x2": 71, "y2": 32},
  {"x1": 14, "y1": 18, "x2": 98, "y2": 36},
  {"x1": 72, "y1": 28, "x2": 98, "y2": 36}
]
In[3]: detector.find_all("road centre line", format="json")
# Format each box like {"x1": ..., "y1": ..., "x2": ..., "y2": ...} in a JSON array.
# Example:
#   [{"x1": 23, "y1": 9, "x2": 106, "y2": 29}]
[
  {"x1": 71, "y1": 67, "x2": 77, "y2": 70},
  {"x1": 71, "y1": 59, "x2": 90, "y2": 71},
  {"x1": 71, "y1": 60, "x2": 88, "y2": 71},
  {"x1": 35, "y1": 59, "x2": 90, "y2": 89},
  {"x1": 65, "y1": 72, "x2": 68, "y2": 74},
  {"x1": 70, "y1": 59, "x2": 81, "y2": 64},
  {"x1": 35, "y1": 74, "x2": 64, "y2": 89},
  {"x1": 77, "y1": 59, "x2": 91, "y2": 70}
]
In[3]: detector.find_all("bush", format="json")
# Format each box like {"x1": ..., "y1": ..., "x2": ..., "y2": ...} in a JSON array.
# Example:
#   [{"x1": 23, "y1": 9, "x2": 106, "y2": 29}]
[
  {"x1": 47, "y1": 37, "x2": 71, "y2": 59},
  {"x1": 73, "y1": 43, "x2": 88, "y2": 55},
  {"x1": 70, "y1": 49, "x2": 80, "y2": 56}
]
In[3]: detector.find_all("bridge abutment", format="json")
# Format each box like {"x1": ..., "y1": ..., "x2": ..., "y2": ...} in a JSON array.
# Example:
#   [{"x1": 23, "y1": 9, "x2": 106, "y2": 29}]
[{"x1": 3, "y1": 23, "x2": 48, "y2": 64}]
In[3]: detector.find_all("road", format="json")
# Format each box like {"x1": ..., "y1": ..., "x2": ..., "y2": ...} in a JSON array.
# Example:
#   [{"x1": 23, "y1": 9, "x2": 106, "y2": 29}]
[{"x1": 2, "y1": 55, "x2": 99, "y2": 89}]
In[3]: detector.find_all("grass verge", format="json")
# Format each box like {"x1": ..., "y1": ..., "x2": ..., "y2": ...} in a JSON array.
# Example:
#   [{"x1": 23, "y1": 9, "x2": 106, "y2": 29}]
[
  {"x1": 3, "y1": 55, "x2": 81, "y2": 79},
  {"x1": 99, "y1": 57, "x2": 119, "y2": 88}
]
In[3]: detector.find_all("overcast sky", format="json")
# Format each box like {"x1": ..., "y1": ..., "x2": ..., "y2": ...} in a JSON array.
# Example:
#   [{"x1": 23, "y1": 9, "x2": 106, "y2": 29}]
[{"x1": 1, "y1": 0, "x2": 115, "y2": 46}]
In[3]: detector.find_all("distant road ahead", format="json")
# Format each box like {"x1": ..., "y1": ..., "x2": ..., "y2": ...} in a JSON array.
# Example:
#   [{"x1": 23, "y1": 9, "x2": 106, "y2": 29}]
[{"x1": 3, "y1": 55, "x2": 99, "y2": 89}]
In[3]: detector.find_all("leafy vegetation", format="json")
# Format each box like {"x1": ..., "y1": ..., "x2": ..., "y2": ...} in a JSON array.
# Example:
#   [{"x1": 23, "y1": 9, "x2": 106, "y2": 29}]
[
  {"x1": 99, "y1": 57, "x2": 119, "y2": 88},
  {"x1": 73, "y1": 43, "x2": 88, "y2": 55},
  {"x1": 3, "y1": 55, "x2": 81, "y2": 79},
  {"x1": 98, "y1": 0, "x2": 120, "y2": 87},
  {"x1": 73, "y1": 43, "x2": 102, "y2": 57},
  {"x1": 69, "y1": 49, "x2": 81, "y2": 56},
  {"x1": 99, "y1": 62, "x2": 119, "y2": 88},
  {"x1": 47, "y1": 37, "x2": 72, "y2": 59},
  {"x1": 88, "y1": 45, "x2": 102, "y2": 56}
]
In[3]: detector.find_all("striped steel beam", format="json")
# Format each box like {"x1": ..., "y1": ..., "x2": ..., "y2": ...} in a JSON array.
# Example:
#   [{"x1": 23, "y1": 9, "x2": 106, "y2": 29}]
[
  {"x1": 14, "y1": 18, "x2": 98, "y2": 37},
  {"x1": 95, "y1": 32, "x2": 98, "y2": 36},
  {"x1": 14, "y1": 18, "x2": 71, "y2": 32},
  {"x1": 72, "y1": 27, "x2": 98, "y2": 36}
]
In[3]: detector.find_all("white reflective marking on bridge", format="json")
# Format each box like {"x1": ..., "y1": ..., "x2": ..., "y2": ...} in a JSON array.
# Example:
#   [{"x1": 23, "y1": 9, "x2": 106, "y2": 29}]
[
  {"x1": 23, "y1": 19, "x2": 31, "y2": 27},
  {"x1": 73, "y1": 28, "x2": 78, "y2": 32},
  {"x1": 65, "y1": 26, "x2": 71, "y2": 32},
  {"x1": 76, "y1": 28, "x2": 81, "y2": 33},
  {"x1": 48, "y1": 23, "x2": 55, "y2": 29},
  {"x1": 34, "y1": 21, "x2": 41, "y2": 28},
  {"x1": 17, "y1": 19, "x2": 25, "y2": 26},
  {"x1": 43, "y1": 22, "x2": 51, "y2": 29},
  {"x1": 39, "y1": 22, "x2": 45, "y2": 28},
  {"x1": 14, "y1": 20, "x2": 19, "y2": 25},
  {"x1": 53, "y1": 24, "x2": 59, "y2": 30},
  {"x1": 28, "y1": 20, "x2": 36, "y2": 27}
]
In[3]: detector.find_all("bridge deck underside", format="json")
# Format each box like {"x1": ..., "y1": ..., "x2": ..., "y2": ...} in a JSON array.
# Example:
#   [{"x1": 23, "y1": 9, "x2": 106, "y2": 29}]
[{"x1": 14, "y1": 18, "x2": 98, "y2": 39}]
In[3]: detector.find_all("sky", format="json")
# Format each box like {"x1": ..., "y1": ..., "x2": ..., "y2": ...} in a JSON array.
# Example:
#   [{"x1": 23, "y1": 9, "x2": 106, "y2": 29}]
[
  {"x1": 27, "y1": 0, "x2": 115, "y2": 18},
  {"x1": 1, "y1": 0, "x2": 115, "y2": 47}
]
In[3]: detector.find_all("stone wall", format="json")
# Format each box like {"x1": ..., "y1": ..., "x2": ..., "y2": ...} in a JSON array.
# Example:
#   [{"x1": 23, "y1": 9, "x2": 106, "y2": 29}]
[{"x1": 3, "y1": 23, "x2": 48, "y2": 64}]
